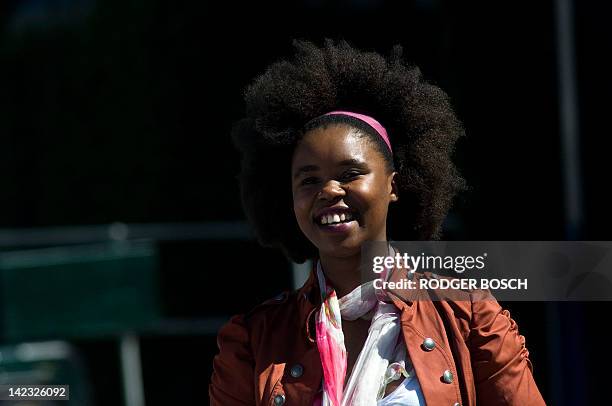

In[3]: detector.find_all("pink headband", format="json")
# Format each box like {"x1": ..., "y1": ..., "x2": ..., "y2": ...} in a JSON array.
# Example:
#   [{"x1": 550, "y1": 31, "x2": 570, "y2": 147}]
[{"x1": 323, "y1": 110, "x2": 392, "y2": 152}]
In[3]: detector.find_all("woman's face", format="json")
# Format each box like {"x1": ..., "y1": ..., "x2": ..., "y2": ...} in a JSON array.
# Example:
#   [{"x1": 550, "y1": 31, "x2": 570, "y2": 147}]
[{"x1": 291, "y1": 125, "x2": 398, "y2": 259}]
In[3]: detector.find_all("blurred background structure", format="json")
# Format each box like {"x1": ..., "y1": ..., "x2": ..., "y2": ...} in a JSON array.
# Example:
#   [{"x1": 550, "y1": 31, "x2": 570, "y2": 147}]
[{"x1": 1, "y1": 0, "x2": 611, "y2": 404}]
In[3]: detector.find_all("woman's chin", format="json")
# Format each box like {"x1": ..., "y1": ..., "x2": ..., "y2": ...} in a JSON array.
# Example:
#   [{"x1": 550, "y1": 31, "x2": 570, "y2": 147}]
[
  {"x1": 315, "y1": 237, "x2": 363, "y2": 259},
  {"x1": 305, "y1": 221, "x2": 371, "y2": 257}
]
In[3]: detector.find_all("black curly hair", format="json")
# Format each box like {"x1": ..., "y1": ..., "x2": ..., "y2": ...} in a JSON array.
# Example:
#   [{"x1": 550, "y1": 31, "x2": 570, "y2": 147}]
[{"x1": 232, "y1": 39, "x2": 466, "y2": 263}]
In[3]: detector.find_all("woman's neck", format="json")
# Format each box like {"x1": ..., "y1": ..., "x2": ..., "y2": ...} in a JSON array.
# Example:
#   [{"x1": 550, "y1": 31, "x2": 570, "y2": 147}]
[
  {"x1": 318, "y1": 236, "x2": 391, "y2": 298},
  {"x1": 318, "y1": 252, "x2": 364, "y2": 298}
]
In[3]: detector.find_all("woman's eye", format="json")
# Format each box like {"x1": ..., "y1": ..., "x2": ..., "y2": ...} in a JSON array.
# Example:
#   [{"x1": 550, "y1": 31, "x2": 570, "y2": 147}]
[
  {"x1": 300, "y1": 177, "x2": 319, "y2": 186},
  {"x1": 341, "y1": 170, "x2": 362, "y2": 181}
]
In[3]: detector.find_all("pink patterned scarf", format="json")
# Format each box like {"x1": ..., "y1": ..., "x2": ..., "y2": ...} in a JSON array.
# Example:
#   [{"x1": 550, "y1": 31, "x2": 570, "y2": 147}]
[{"x1": 313, "y1": 256, "x2": 402, "y2": 406}]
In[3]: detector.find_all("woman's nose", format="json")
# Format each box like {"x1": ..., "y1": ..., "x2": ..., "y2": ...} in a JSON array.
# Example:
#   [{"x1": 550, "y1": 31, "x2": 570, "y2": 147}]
[{"x1": 318, "y1": 180, "x2": 346, "y2": 200}]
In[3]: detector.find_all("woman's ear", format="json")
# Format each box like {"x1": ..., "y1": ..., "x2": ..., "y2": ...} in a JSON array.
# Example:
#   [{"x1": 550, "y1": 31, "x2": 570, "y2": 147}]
[{"x1": 389, "y1": 171, "x2": 399, "y2": 202}]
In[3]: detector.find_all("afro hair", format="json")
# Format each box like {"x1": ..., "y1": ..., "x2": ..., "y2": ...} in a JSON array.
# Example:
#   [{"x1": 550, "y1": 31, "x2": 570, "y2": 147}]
[{"x1": 232, "y1": 39, "x2": 466, "y2": 263}]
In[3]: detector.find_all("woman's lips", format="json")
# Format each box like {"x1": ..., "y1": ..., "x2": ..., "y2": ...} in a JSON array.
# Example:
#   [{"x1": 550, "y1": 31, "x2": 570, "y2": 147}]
[
  {"x1": 312, "y1": 205, "x2": 361, "y2": 234},
  {"x1": 316, "y1": 219, "x2": 359, "y2": 233}
]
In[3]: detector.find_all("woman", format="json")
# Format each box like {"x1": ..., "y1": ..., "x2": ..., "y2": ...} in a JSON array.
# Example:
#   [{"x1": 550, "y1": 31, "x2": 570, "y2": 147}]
[{"x1": 209, "y1": 39, "x2": 545, "y2": 406}]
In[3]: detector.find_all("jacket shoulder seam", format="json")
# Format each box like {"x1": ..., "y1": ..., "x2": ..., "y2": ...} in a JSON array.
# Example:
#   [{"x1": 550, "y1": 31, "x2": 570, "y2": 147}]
[{"x1": 244, "y1": 289, "x2": 298, "y2": 321}]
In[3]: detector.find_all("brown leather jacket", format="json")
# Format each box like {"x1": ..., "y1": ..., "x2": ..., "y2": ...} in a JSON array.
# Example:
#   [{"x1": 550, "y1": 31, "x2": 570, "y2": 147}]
[{"x1": 209, "y1": 263, "x2": 546, "y2": 406}]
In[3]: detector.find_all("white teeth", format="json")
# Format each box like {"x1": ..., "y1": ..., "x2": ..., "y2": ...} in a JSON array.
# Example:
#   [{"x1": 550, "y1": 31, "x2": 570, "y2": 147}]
[{"x1": 319, "y1": 211, "x2": 356, "y2": 225}]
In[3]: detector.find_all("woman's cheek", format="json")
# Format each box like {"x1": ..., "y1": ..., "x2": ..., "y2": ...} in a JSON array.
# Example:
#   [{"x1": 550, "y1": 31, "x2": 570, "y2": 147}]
[{"x1": 293, "y1": 191, "x2": 313, "y2": 228}]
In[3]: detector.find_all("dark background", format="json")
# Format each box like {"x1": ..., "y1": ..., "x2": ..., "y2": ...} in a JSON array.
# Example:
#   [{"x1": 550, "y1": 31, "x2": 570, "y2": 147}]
[{"x1": 1, "y1": 0, "x2": 610, "y2": 405}]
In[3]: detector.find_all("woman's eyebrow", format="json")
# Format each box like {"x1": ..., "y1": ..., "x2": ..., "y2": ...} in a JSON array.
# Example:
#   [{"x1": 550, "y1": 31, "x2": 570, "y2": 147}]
[
  {"x1": 339, "y1": 158, "x2": 368, "y2": 167},
  {"x1": 293, "y1": 164, "x2": 319, "y2": 179}
]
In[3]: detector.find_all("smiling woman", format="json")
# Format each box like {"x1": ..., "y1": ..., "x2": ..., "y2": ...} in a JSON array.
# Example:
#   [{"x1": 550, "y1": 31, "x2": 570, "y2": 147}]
[
  {"x1": 291, "y1": 123, "x2": 398, "y2": 273},
  {"x1": 209, "y1": 39, "x2": 546, "y2": 406}
]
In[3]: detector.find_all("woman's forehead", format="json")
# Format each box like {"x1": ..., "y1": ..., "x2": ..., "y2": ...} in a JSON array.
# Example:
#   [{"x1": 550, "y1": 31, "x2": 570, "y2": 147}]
[{"x1": 292, "y1": 125, "x2": 374, "y2": 165}]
